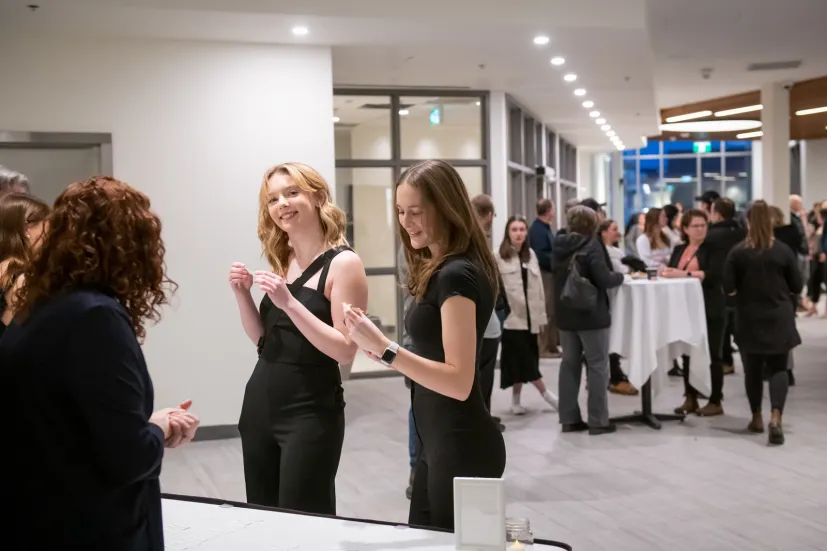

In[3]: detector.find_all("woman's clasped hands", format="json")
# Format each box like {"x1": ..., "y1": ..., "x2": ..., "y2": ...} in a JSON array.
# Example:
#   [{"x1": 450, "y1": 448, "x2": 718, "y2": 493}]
[{"x1": 150, "y1": 399, "x2": 200, "y2": 449}]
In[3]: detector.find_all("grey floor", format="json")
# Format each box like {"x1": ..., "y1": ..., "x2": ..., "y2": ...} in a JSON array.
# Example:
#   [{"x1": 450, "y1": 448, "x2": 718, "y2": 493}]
[{"x1": 162, "y1": 317, "x2": 827, "y2": 551}]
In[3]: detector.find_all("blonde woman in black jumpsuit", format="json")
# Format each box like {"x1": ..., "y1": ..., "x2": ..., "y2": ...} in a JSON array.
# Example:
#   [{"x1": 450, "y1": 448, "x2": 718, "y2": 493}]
[
  {"x1": 344, "y1": 160, "x2": 506, "y2": 530},
  {"x1": 229, "y1": 162, "x2": 368, "y2": 514}
]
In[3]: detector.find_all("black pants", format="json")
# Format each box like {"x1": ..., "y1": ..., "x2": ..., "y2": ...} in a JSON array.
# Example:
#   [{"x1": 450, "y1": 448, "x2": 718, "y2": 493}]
[
  {"x1": 809, "y1": 259, "x2": 825, "y2": 303},
  {"x1": 721, "y1": 307, "x2": 736, "y2": 366},
  {"x1": 742, "y1": 352, "x2": 789, "y2": 414},
  {"x1": 479, "y1": 337, "x2": 500, "y2": 412},
  {"x1": 684, "y1": 314, "x2": 726, "y2": 404},
  {"x1": 239, "y1": 411, "x2": 344, "y2": 514},
  {"x1": 609, "y1": 353, "x2": 627, "y2": 385}
]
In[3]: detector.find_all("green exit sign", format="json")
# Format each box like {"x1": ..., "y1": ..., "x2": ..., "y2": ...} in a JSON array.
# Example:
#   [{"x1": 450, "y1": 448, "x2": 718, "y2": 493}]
[
  {"x1": 429, "y1": 107, "x2": 441, "y2": 125},
  {"x1": 693, "y1": 141, "x2": 711, "y2": 153}
]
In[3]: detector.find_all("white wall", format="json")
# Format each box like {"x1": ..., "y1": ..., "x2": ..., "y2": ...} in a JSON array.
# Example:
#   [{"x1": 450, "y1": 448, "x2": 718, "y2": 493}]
[
  {"x1": 0, "y1": 33, "x2": 335, "y2": 426},
  {"x1": 802, "y1": 138, "x2": 827, "y2": 206},
  {"x1": 0, "y1": 147, "x2": 101, "y2": 204}
]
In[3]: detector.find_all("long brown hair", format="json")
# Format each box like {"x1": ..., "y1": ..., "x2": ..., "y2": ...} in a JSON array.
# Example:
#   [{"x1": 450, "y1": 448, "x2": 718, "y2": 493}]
[
  {"x1": 498, "y1": 216, "x2": 530, "y2": 263},
  {"x1": 13, "y1": 177, "x2": 176, "y2": 341},
  {"x1": 258, "y1": 162, "x2": 348, "y2": 276},
  {"x1": 745, "y1": 200, "x2": 774, "y2": 250},
  {"x1": 643, "y1": 208, "x2": 668, "y2": 248},
  {"x1": 0, "y1": 192, "x2": 50, "y2": 290},
  {"x1": 397, "y1": 160, "x2": 499, "y2": 301}
]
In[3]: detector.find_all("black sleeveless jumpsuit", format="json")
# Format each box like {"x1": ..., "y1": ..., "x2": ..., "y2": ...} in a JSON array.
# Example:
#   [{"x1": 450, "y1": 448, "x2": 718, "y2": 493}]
[{"x1": 238, "y1": 247, "x2": 347, "y2": 514}]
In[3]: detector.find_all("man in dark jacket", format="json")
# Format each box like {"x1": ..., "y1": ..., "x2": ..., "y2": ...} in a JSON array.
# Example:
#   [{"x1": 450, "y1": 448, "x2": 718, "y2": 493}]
[
  {"x1": 707, "y1": 197, "x2": 747, "y2": 374},
  {"x1": 529, "y1": 198, "x2": 560, "y2": 357},
  {"x1": 553, "y1": 205, "x2": 624, "y2": 434}
]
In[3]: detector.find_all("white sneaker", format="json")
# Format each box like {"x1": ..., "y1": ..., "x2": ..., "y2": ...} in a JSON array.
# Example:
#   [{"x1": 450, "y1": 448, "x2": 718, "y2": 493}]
[
  {"x1": 542, "y1": 391, "x2": 559, "y2": 411},
  {"x1": 511, "y1": 404, "x2": 527, "y2": 415}
]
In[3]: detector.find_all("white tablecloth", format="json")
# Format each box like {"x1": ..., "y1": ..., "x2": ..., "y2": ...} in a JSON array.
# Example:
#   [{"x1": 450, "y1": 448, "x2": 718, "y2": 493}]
[
  {"x1": 162, "y1": 498, "x2": 564, "y2": 550},
  {"x1": 609, "y1": 278, "x2": 711, "y2": 397}
]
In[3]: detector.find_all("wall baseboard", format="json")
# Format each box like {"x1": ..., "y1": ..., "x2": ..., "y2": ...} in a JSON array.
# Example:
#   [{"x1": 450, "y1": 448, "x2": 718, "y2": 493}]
[{"x1": 192, "y1": 424, "x2": 239, "y2": 442}]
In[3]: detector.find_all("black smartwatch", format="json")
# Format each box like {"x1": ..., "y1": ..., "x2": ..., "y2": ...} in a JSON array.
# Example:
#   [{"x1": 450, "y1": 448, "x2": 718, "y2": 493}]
[{"x1": 381, "y1": 341, "x2": 400, "y2": 366}]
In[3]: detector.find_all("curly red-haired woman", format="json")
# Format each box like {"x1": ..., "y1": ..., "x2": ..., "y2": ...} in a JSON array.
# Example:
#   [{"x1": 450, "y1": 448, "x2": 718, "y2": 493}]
[{"x1": 0, "y1": 177, "x2": 199, "y2": 551}]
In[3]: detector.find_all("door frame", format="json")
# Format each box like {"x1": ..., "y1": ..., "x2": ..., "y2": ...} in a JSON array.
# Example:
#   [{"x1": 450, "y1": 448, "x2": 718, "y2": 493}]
[{"x1": 0, "y1": 131, "x2": 113, "y2": 175}]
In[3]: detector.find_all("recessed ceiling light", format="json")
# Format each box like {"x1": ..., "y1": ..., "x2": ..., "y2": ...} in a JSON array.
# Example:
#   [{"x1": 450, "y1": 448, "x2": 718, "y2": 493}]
[
  {"x1": 589, "y1": 111, "x2": 600, "y2": 118},
  {"x1": 332, "y1": 116, "x2": 340, "y2": 123},
  {"x1": 664, "y1": 110, "x2": 712, "y2": 123},
  {"x1": 533, "y1": 35, "x2": 550, "y2": 45},
  {"x1": 291, "y1": 26, "x2": 309, "y2": 36},
  {"x1": 796, "y1": 106, "x2": 827, "y2": 116},
  {"x1": 715, "y1": 104, "x2": 763, "y2": 117},
  {"x1": 574, "y1": 88, "x2": 586, "y2": 96},
  {"x1": 660, "y1": 120, "x2": 762, "y2": 132},
  {"x1": 596, "y1": 118, "x2": 606, "y2": 125},
  {"x1": 607, "y1": 130, "x2": 616, "y2": 137},
  {"x1": 550, "y1": 56, "x2": 565, "y2": 66},
  {"x1": 582, "y1": 100, "x2": 594, "y2": 108},
  {"x1": 601, "y1": 125, "x2": 610, "y2": 131},
  {"x1": 399, "y1": 109, "x2": 409, "y2": 116},
  {"x1": 476, "y1": 101, "x2": 481, "y2": 106},
  {"x1": 735, "y1": 130, "x2": 763, "y2": 139},
  {"x1": 564, "y1": 73, "x2": 577, "y2": 82}
]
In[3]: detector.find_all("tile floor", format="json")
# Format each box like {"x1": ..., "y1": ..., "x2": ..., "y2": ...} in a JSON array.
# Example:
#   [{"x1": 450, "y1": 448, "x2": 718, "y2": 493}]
[{"x1": 161, "y1": 317, "x2": 827, "y2": 551}]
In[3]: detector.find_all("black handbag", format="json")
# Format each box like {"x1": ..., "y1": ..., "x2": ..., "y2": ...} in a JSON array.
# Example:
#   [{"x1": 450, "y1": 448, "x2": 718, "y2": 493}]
[{"x1": 560, "y1": 241, "x2": 598, "y2": 311}]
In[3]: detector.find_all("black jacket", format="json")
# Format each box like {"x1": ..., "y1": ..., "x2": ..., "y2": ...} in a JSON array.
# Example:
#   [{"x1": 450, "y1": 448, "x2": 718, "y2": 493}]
[
  {"x1": 552, "y1": 233, "x2": 624, "y2": 331},
  {"x1": 705, "y1": 220, "x2": 746, "y2": 307},
  {"x1": 0, "y1": 289, "x2": 165, "y2": 551},
  {"x1": 528, "y1": 218, "x2": 554, "y2": 272},
  {"x1": 667, "y1": 241, "x2": 726, "y2": 318},
  {"x1": 774, "y1": 224, "x2": 806, "y2": 256},
  {"x1": 790, "y1": 213, "x2": 808, "y2": 254},
  {"x1": 723, "y1": 241, "x2": 802, "y2": 355}
]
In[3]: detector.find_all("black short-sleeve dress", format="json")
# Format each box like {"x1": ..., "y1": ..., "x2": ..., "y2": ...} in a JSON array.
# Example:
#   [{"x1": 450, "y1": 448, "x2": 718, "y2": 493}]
[{"x1": 406, "y1": 255, "x2": 507, "y2": 530}]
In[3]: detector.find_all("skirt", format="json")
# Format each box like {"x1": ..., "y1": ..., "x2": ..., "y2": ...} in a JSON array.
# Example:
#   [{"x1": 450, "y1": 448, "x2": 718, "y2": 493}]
[{"x1": 499, "y1": 329, "x2": 541, "y2": 389}]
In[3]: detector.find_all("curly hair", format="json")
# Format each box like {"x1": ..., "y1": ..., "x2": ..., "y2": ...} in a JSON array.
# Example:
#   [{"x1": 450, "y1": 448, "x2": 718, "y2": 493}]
[
  {"x1": 257, "y1": 162, "x2": 348, "y2": 275},
  {"x1": 0, "y1": 192, "x2": 50, "y2": 290},
  {"x1": 13, "y1": 176, "x2": 176, "y2": 341}
]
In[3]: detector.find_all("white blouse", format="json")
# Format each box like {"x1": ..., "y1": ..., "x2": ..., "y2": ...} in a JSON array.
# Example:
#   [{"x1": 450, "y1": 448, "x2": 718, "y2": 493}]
[{"x1": 636, "y1": 233, "x2": 672, "y2": 268}]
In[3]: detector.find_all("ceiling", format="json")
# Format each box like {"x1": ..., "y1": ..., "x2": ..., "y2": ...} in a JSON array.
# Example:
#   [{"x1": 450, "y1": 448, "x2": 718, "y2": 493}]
[
  {"x1": 656, "y1": 77, "x2": 827, "y2": 142},
  {"x1": 3, "y1": 0, "x2": 827, "y2": 150}
]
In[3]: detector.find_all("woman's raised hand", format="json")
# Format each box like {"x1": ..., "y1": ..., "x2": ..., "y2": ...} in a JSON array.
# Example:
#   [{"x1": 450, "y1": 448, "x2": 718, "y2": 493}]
[{"x1": 229, "y1": 262, "x2": 253, "y2": 292}]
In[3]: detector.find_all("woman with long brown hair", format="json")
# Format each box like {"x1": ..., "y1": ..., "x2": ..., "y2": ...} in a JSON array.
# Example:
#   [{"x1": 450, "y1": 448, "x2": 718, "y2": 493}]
[
  {"x1": 496, "y1": 215, "x2": 557, "y2": 414},
  {"x1": 344, "y1": 159, "x2": 505, "y2": 530},
  {"x1": 635, "y1": 207, "x2": 675, "y2": 268},
  {"x1": 228, "y1": 162, "x2": 367, "y2": 514},
  {"x1": 0, "y1": 177, "x2": 199, "y2": 551},
  {"x1": 0, "y1": 192, "x2": 49, "y2": 338},
  {"x1": 723, "y1": 200, "x2": 802, "y2": 445}
]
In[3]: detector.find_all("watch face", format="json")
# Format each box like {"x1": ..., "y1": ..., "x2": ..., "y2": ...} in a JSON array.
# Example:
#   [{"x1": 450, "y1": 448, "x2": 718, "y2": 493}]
[{"x1": 381, "y1": 348, "x2": 396, "y2": 364}]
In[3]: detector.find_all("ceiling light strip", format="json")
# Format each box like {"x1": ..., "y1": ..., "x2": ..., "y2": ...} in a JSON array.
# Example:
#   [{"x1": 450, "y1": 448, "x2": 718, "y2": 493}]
[
  {"x1": 665, "y1": 110, "x2": 713, "y2": 123},
  {"x1": 795, "y1": 106, "x2": 827, "y2": 116},
  {"x1": 715, "y1": 104, "x2": 762, "y2": 117},
  {"x1": 736, "y1": 130, "x2": 763, "y2": 139}
]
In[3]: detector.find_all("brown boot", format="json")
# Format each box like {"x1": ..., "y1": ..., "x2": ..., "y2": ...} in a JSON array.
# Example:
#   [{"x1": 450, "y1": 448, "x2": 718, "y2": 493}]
[
  {"x1": 609, "y1": 381, "x2": 639, "y2": 396},
  {"x1": 674, "y1": 395, "x2": 699, "y2": 415},
  {"x1": 696, "y1": 402, "x2": 724, "y2": 417},
  {"x1": 747, "y1": 412, "x2": 764, "y2": 433},
  {"x1": 722, "y1": 364, "x2": 735, "y2": 375}
]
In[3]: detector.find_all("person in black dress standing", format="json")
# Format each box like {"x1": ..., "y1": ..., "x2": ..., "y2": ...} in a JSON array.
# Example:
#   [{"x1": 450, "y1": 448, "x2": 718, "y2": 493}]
[
  {"x1": 229, "y1": 162, "x2": 368, "y2": 514},
  {"x1": 344, "y1": 159, "x2": 505, "y2": 530},
  {"x1": 723, "y1": 200, "x2": 802, "y2": 445},
  {"x1": 0, "y1": 177, "x2": 199, "y2": 551}
]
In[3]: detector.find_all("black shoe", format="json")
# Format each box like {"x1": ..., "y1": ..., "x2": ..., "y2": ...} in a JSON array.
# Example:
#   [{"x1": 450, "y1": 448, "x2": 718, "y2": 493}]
[
  {"x1": 768, "y1": 423, "x2": 785, "y2": 445},
  {"x1": 788, "y1": 370, "x2": 796, "y2": 386},
  {"x1": 589, "y1": 423, "x2": 617, "y2": 435},
  {"x1": 497, "y1": 422, "x2": 506, "y2": 432},
  {"x1": 561, "y1": 421, "x2": 589, "y2": 433}
]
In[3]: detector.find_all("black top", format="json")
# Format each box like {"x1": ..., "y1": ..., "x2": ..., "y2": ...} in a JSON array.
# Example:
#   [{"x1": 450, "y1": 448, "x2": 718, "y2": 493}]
[
  {"x1": 774, "y1": 224, "x2": 805, "y2": 256},
  {"x1": 552, "y1": 233, "x2": 624, "y2": 331},
  {"x1": 257, "y1": 246, "x2": 348, "y2": 412},
  {"x1": 406, "y1": 255, "x2": 497, "y2": 435},
  {"x1": 0, "y1": 289, "x2": 165, "y2": 551},
  {"x1": 705, "y1": 220, "x2": 746, "y2": 307},
  {"x1": 528, "y1": 218, "x2": 554, "y2": 272},
  {"x1": 723, "y1": 241, "x2": 802, "y2": 354},
  {"x1": 667, "y1": 241, "x2": 726, "y2": 318}
]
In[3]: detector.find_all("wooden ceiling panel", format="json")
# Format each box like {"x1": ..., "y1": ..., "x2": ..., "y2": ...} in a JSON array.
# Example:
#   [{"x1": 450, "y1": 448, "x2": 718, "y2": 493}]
[{"x1": 653, "y1": 76, "x2": 827, "y2": 142}]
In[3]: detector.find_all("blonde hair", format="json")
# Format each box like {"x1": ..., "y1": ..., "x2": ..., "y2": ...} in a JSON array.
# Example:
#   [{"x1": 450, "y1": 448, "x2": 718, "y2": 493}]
[
  {"x1": 397, "y1": 160, "x2": 499, "y2": 302},
  {"x1": 258, "y1": 162, "x2": 348, "y2": 275},
  {"x1": 745, "y1": 200, "x2": 774, "y2": 250}
]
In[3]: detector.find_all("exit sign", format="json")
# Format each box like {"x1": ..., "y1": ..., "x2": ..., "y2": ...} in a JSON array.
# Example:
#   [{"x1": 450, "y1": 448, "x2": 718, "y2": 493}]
[
  {"x1": 429, "y1": 107, "x2": 441, "y2": 125},
  {"x1": 693, "y1": 141, "x2": 711, "y2": 153}
]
